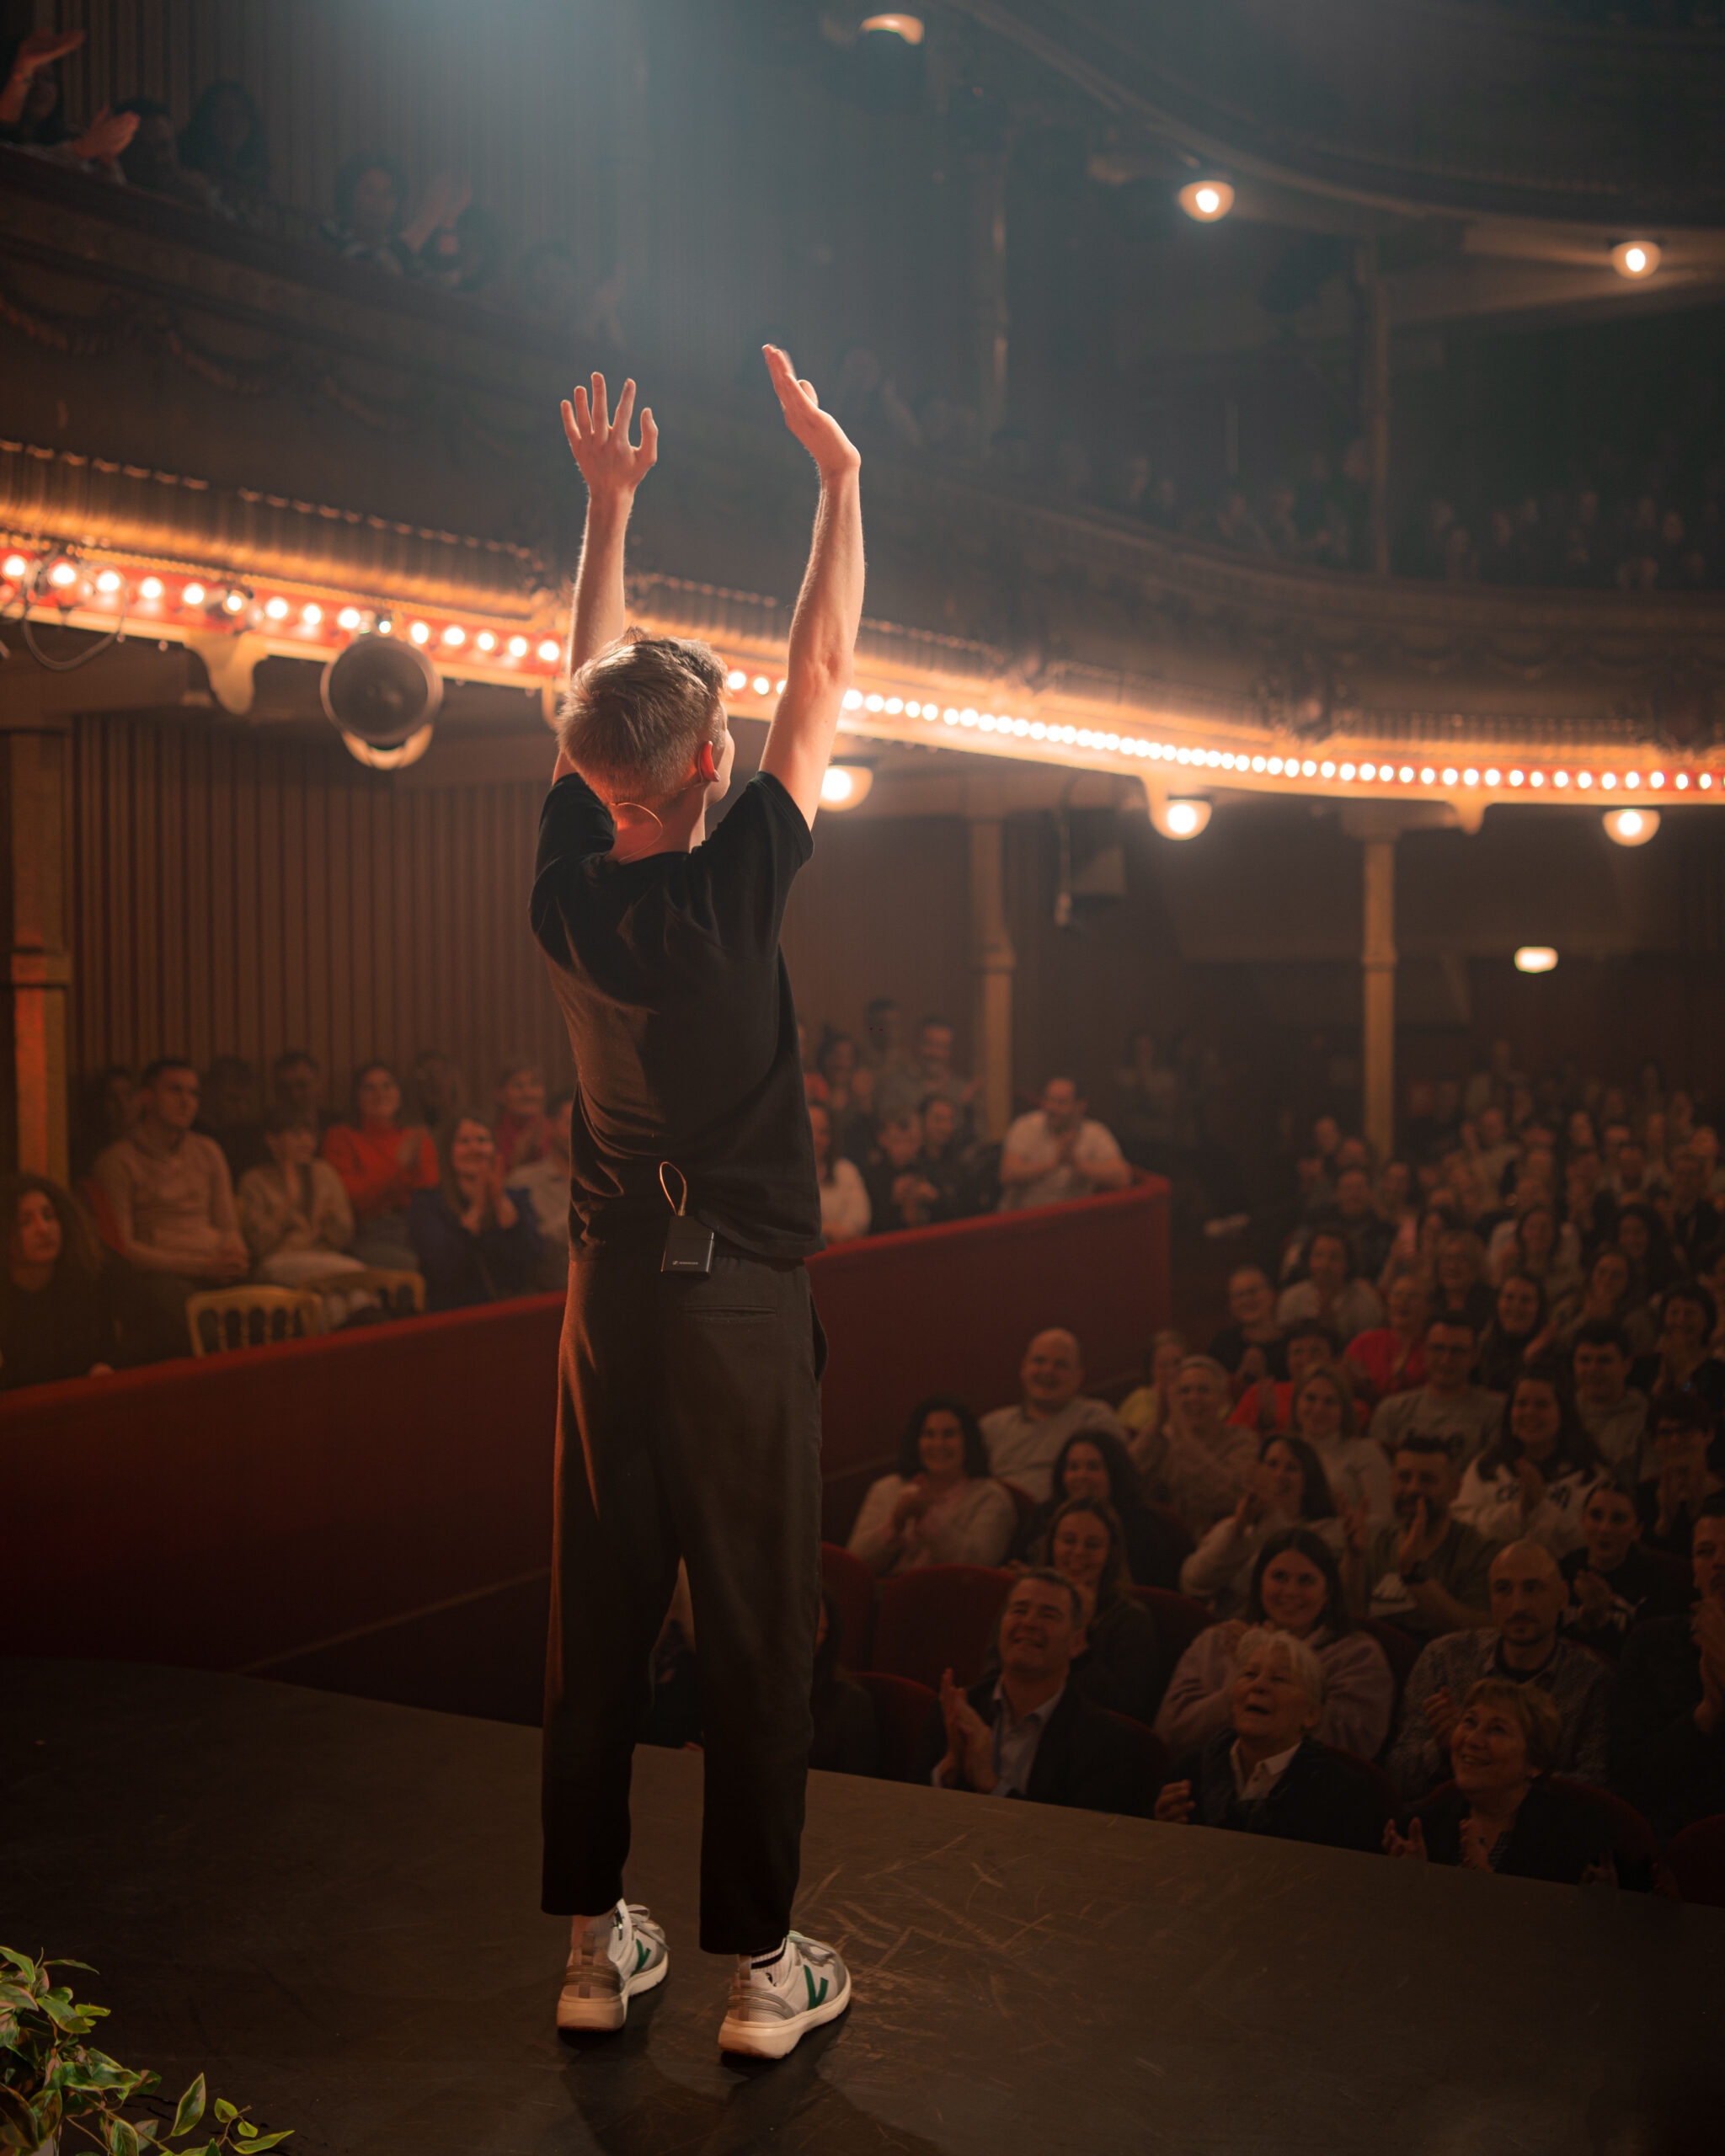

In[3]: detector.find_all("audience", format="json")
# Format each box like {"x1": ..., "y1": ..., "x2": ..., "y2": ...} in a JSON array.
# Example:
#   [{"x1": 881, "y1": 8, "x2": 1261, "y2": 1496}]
[
  {"x1": 1033, "y1": 1495, "x2": 1170, "y2": 1725},
  {"x1": 321, "y1": 1060, "x2": 438, "y2": 1271},
  {"x1": 1633, "y1": 1283, "x2": 1725, "y2": 1422},
  {"x1": 1560, "y1": 1481, "x2": 1690, "y2": 1660},
  {"x1": 847, "y1": 1395, "x2": 1016, "y2": 1575},
  {"x1": 1141, "y1": 1355, "x2": 1258, "y2": 1538},
  {"x1": 1013, "y1": 1426, "x2": 1184, "y2": 1589},
  {"x1": 1610, "y1": 1497, "x2": 1725, "y2": 1843},
  {"x1": 0, "y1": 1175, "x2": 120, "y2": 1389},
  {"x1": 1386, "y1": 1680, "x2": 1648, "y2": 1890},
  {"x1": 1152, "y1": 1629, "x2": 1387, "y2": 1853},
  {"x1": 1157, "y1": 1529, "x2": 1394, "y2": 1762},
  {"x1": 1179, "y1": 1435, "x2": 1342, "y2": 1617},
  {"x1": 234, "y1": 1106, "x2": 361, "y2": 1289},
  {"x1": 1384, "y1": 1540, "x2": 1610, "y2": 1800},
  {"x1": 1343, "y1": 1270, "x2": 1428, "y2": 1406},
  {"x1": 1288, "y1": 1361, "x2": 1391, "y2": 1524},
  {"x1": 492, "y1": 1059, "x2": 550, "y2": 1176},
  {"x1": 917, "y1": 1571, "x2": 1149, "y2": 1812},
  {"x1": 808, "y1": 1099, "x2": 870, "y2": 1242},
  {"x1": 407, "y1": 1113, "x2": 541, "y2": 1311},
  {"x1": 1275, "y1": 1226, "x2": 1385, "y2": 1342},
  {"x1": 270, "y1": 1050, "x2": 334, "y2": 1136},
  {"x1": 998, "y1": 1077, "x2": 1132, "y2": 1211},
  {"x1": 510, "y1": 1090, "x2": 574, "y2": 1289},
  {"x1": 1570, "y1": 1319, "x2": 1648, "y2": 1476},
  {"x1": 1635, "y1": 1392, "x2": 1722, "y2": 1558},
  {"x1": 1474, "y1": 1272, "x2": 1554, "y2": 1394},
  {"x1": 1117, "y1": 1327, "x2": 1187, "y2": 1465},
  {"x1": 1452, "y1": 1366, "x2": 1610, "y2": 1556},
  {"x1": 980, "y1": 1327, "x2": 1127, "y2": 1502},
  {"x1": 1206, "y1": 1265, "x2": 1287, "y2": 1383},
  {"x1": 92, "y1": 1058, "x2": 249, "y2": 1349},
  {"x1": 1367, "y1": 1317, "x2": 1502, "y2": 1467},
  {"x1": 864, "y1": 1109, "x2": 941, "y2": 1235},
  {"x1": 1345, "y1": 1435, "x2": 1498, "y2": 1641},
  {"x1": 1228, "y1": 1317, "x2": 1339, "y2": 1438}
]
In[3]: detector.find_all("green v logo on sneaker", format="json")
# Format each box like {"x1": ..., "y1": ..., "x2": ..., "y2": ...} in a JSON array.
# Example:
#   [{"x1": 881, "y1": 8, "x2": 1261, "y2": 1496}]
[
  {"x1": 635, "y1": 1940, "x2": 652, "y2": 1972},
  {"x1": 804, "y1": 1970, "x2": 828, "y2": 2009}
]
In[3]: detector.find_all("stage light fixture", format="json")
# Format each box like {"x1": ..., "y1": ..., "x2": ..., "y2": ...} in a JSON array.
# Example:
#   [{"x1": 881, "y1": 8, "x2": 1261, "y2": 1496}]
[
  {"x1": 1178, "y1": 178, "x2": 1234, "y2": 222},
  {"x1": 221, "y1": 586, "x2": 249, "y2": 615},
  {"x1": 1611, "y1": 240, "x2": 1660, "y2": 280},
  {"x1": 538, "y1": 638, "x2": 563, "y2": 663},
  {"x1": 180, "y1": 582, "x2": 206, "y2": 606},
  {"x1": 820, "y1": 763, "x2": 873, "y2": 809},
  {"x1": 476, "y1": 630, "x2": 495, "y2": 652},
  {"x1": 302, "y1": 604, "x2": 323, "y2": 627},
  {"x1": 409, "y1": 620, "x2": 431, "y2": 644},
  {"x1": 338, "y1": 606, "x2": 361, "y2": 631},
  {"x1": 1514, "y1": 946, "x2": 1558, "y2": 974},
  {"x1": 859, "y1": 12, "x2": 924, "y2": 40},
  {"x1": 264, "y1": 595, "x2": 289, "y2": 620},
  {"x1": 3, "y1": 551, "x2": 28, "y2": 578},
  {"x1": 1154, "y1": 796, "x2": 1212, "y2": 840},
  {"x1": 140, "y1": 576, "x2": 163, "y2": 600},
  {"x1": 509, "y1": 636, "x2": 529, "y2": 658},
  {"x1": 321, "y1": 633, "x2": 442, "y2": 760},
  {"x1": 442, "y1": 624, "x2": 466, "y2": 648},
  {"x1": 1604, "y1": 807, "x2": 1660, "y2": 846},
  {"x1": 725, "y1": 669, "x2": 747, "y2": 691},
  {"x1": 754, "y1": 675, "x2": 772, "y2": 694},
  {"x1": 95, "y1": 568, "x2": 124, "y2": 595}
]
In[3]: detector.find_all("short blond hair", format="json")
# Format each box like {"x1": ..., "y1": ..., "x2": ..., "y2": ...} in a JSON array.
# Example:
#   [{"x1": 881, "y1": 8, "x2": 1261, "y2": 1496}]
[{"x1": 557, "y1": 632, "x2": 725, "y2": 803}]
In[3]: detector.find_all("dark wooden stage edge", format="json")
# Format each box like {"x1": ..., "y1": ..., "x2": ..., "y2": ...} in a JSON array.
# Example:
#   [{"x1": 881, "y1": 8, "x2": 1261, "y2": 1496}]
[{"x1": 4, "y1": 1660, "x2": 1719, "y2": 2156}]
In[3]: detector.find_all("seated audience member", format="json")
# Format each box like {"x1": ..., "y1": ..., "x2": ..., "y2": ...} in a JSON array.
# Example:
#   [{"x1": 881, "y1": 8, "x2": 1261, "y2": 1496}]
[
  {"x1": 1631, "y1": 1283, "x2": 1725, "y2": 1424},
  {"x1": 1117, "y1": 1327, "x2": 1186, "y2": 1465},
  {"x1": 848, "y1": 1395, "x2": 1016, "y2": 1575},
  {"x1": 1180, "y1": 1435, "x2": 1342, "y2": 1616},
  {"x1": 1037, "y1": 1496, "x2": 1169, "y2": 1725},
  {"x1": 322, "y1": 149, "x2": 449, "y2": 275},
  {"x1": 864, "y1": 1109, "x2": 940, "y2": 1234},
  {"x1": 1487, "y1": 1197, "x2": 1579, "y2": 1304},
  {"x1": 997, "y1": 1076, "x2": 1133, "y2": 1211},
  {"x1": 1636, "y1": 1392, "x2": 1722, "y2": 1558},
  {"x1": 1610, "y1": 1497, "x2": 1725, "y2": 1842},
  {"x1": 814, "y1": 1029, "x2": 872, "y2": 1160},
  {"x1": 409, "y1": 1048, "x2": 467, "y2": 1132},
  {"x1": 916, "y1": 1571, "x2": 1150, "y2": 1813},
  {"x1": 980, "y1": 1327, "x2": 1127, "y2": 1502},
  {"x1": 1430, "y1": 1230, "x2": 1498, "y2": 1336},
  {"x1": 1153, "y1": 1629, "x2": 1386, "y2": 1854},
  {"x1": 1570, "y1": 1320, "x2": 1648, "y2": 1477},
  {"x1": 1561, "y1": 1482, "x2": 1690, "y2": 1660},
  {"x1": 407, "y1": 1114, "x2": 541, "y2": 1311},
  {"x1": 809, "y1": 1100, "x2": 870, "y2": 1243},
  {"x1": 270, "y1": 1049, "x2": 333, "y2": 1136},
  {"x1": 1367, "y1": 1317, "x2": 1502, "y2": 1470},
  {"x1": 1616, "y1": 1200, "x2": 1677, "y2": 1307},
  {"x1": 809, "y1": 1588, "x2": 879, "y2": 1778},
  {"x1": 1345, "y1": 1270, "x2": 1428, "y2": 1406},
  {"x1": 115, "y1": 96, "x2": 225, "y2": 210},
  {"x1": 859, "y1": 995, "x2": 920, "y2": 1120},
  {"x1": 1275, "y1": 1226, "x2": 1385, "y2": 1343},
  {"x1": 917, "y1": 1095, "x2": 980, "y2": 1220},
  {"x1": 1157, "y1": 1528, "x2": 1395, "y2": 1762},
  {"x1": 234, "y1": 1107, "x2": 362, "y2": 1288},
  {"x1": 907, "y1": 1016, "x2": 982, "y2": 1139},
  {"x1": 93, "y1": 1058, "x2": 248, "y2": 1345},
  {"x1": 510, "y1": 1090, "x2": 574, "y2": 1289},
  {"x1": 177, "y1": 78, "x2": 270, "y2": 202},
  {"x1": 321, "y1": 1060, "x2": 439, "y2": 1270},
  {"x1": 1286, "y1": 1361, "x2": 1389, "y2": 1524},
  {"x1": 0, "y1": 1175, "x2": 119, "y2": 1389},
  {"x1": 1346, "y1": 1436, "x2": 1498, "y2": 1642},
  {"x1": 1015, "y1": 1428, "x2": 1184, "y2": 1589},
  {"x1": 1553, "y1": 1246, "x2": 1653, "y2": 1356},
  {"x1": 197, "y1": 1055, "x2": 267, "y2": 1179},
  {"x1": 1453, "y1": 1366, "x2": 1610, "y2": 1558},
  {"x1": 1206, "y1": 1265, "x2": 1287, "y2": 1385},
  {"x1": 1327, "y1": 1163, "x2": 1397, "y2": 1283},
  {"x1": 1142, "y1": 1356, "x2": 1258, "y2": 1540},
  {"x1": 492, "y1": 1058, "x2": 550, "y2": 1174},
  {"x1": 1384, "y1": 1540, "x2": 1609, "y2": 1800},
  {"x1": 1386, "y1": 1680, "x2": 1649, "y2": 1888},
  {"x1": 1229, "y1": 1318, "x2": 1339, "y2": 1438},
  {"x1": 1661, "y1": 1145, "x2": 1720, "y2": 1270},
  {"x1": 1474, "y1": 1272, "x2": 1554, "y2": 1395},
  {"x1": 72, "y1": 1064, "x2": 139, "y2": 1180}
]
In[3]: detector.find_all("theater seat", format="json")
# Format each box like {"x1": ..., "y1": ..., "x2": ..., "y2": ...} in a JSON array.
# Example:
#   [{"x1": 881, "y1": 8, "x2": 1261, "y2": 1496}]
[
  {"x1": 856, "y1": 1670, "x2": 937, "y2": 1783},
  {"x1": 820, "y1": 1541, "x2": 877, "y2": 1670},
  {"x1": 1547, "y1": 1778, "x2": 1662, "y2": 1872},
  {"x1": 1359, "y1": 1619, "x2": 1423, "y2": 1697},
  {"x1": 1130, "y1": 1587, "x2": 1214, "y2": 1660},
  {"x1": 1321, "y1": 1745, "x2": 1397, "y2": 1833},
  {"x1": 870, "y1": 1563, "x2": 1014, "y2": 1690},
  {"x1": 1666, "y1": 1814, "x2": 1725, "y2": 1908},
  {"x1": 1100, "y1": 1708, "x2": 1169, "y2": 1814}
]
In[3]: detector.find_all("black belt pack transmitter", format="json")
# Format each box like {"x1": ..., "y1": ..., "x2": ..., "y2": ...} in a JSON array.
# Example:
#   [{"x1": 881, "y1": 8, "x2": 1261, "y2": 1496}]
[{"x1": 659, "y1": 1162, "x2": 714, "y2": 1276}]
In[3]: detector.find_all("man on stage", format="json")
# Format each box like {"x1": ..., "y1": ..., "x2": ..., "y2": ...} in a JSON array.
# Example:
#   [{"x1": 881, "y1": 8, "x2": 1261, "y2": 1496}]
[{"x1": 530, "y1": 349, "x2": 863, "y2": 2058}]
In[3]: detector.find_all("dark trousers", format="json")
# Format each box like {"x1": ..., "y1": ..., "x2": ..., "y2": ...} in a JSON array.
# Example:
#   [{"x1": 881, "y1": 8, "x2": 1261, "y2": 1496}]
[{"x1": 541, "y1": 1238, "x2": 825, "y2": 1953}]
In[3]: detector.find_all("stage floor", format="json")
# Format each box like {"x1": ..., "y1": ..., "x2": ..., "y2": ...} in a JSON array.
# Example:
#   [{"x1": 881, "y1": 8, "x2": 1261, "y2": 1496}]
[{"x1": 3, "y1": 1658, "x2": 1721, "y2": 2155}]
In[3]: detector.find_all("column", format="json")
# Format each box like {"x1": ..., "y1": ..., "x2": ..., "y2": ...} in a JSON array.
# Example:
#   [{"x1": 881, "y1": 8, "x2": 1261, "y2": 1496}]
[
  {"x1": 967, "y1": 814, "x2": 1016, "y2": 1140},
  {"x1": 1357, "y1": 237, "x2": 1391, "y2": 577},
  {"x1": 1360, "y1": 834, "x2": 1397, "y2": 1166},
  {"x1": 0, "y1": 729, "x2": 72, "y2": 1181}
]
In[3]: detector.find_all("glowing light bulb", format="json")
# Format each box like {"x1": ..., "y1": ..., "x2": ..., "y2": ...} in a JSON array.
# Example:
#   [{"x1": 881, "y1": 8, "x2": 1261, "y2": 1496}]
[
  {"x1": 441, "y1": 624, "x2": 466, "y2": 647},
  {"x1": 302, "y1": 604, "x2": 322, "y2": 626},
  {"x1": 140, "y1": 576, "x2": 163, "y2": 600},
  {"x1": 1515, "y1": 947, "x2": 1558, "y2": 974},
  {"x1": 409, "y1": 621, "x2": 430, "y2": 644},
  {"x1": 181, "y1": 583, "x2": 206, "y2": 606},
  {"x1": 48, "y1": 560, "x2": 79, "y2": 588},
  {"x1": 509, "y1": 636, "x2": 528, "y2": 658},
  {"x1": 95, "y1": 568, "x2": 123, "y2": 595},
  {"x1": 2, "y1": 552, "x2": 27, "y2": 578},
  {"x1": 1611, "y1": 240, "x2": 1660, "y2": 280},
  {"x1": 726, "y1": 670, "x2": 747, "y2": 691},
  {"x1": 338, "y1": 607, "x2": 361, "y2": 630},
  {"x1": 753, "y1": 675, "x2": 772, "y2": 694},
  {"x1": 1178, "y1": 179, "x2": 1235, "y2": 221},
  {"x1": 538, "y1": 638, "x2": 562, "y2": 663},
  {"x1": 476, "y1": 630, "x2": 495, "y2": 653}
]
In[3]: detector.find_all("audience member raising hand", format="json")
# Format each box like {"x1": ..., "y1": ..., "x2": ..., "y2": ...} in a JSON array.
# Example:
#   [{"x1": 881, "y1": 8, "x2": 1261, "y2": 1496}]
[
  {"x1": 846, "y1": 1394, "x2": 1014, "y2": 1576},
  {"x1": 1453, "y1": 1366, "x2": 1610, "y2": 1557},
  {"x1": 407, "y1": 1113, "x2": 542, "y2": 1312}
]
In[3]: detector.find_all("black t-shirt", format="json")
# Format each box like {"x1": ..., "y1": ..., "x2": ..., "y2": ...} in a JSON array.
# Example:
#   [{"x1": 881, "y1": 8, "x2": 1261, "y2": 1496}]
[
  {"x1": 1559, "y1": 1542, "x2": 1690, "y2": 1656},
  {"x1": 0, "y1": 1267, "x2": 112, "y2": 1390},
  {"x1": 530, "y1": 771, "x2": 821, "y2": 1260}
]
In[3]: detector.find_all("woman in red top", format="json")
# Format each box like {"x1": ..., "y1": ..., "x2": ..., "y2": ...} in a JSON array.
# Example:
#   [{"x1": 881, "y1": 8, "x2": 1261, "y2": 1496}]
[
  {"x1": 321, "y1": 1060, "x2": 438, "y2": 1270},
  {"x1": 1344, "y1": 1268, "x2": 1429, "y2": 1406}
]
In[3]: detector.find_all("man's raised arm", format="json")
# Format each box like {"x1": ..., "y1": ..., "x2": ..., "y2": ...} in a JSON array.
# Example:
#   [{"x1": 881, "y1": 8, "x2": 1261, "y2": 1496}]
[
  {"x1": 553, "y1": 374, "x2": 659, "y2": 779},
  {"x1": 760, "y1": 346, "x2": 864, "y2": 830}
]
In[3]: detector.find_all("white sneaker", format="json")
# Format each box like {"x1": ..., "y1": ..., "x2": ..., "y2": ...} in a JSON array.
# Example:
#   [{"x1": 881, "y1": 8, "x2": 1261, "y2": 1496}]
[
  {"x1": 718, "y1": 1930, "x2": 851, "y2": 2059},
  {"x1": 556, "y1": 1901, "x2": 669, "y2": 2033}
]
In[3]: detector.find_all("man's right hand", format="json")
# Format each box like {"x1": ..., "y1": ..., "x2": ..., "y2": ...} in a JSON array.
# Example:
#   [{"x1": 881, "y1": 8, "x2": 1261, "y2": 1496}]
[
  {"x1": 561, "y1": 375, "x2": 659, "y2": 504},
  {"x1": 764, "y1": 346, "x2": 860, "y2": 480}
]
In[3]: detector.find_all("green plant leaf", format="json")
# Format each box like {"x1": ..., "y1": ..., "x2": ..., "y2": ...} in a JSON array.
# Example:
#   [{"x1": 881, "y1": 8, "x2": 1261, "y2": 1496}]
[
  {"x1": 238, "y1": 2134, "x2": 293, "y2": 2152},
  {"x1": 109, "y1": 2120, "x2": 143, "y2": 2156},
  {"x1": 0, "y1": 2084, "x2": 35, "y2": 2133},
  {"x1": 39, "y1": 1988, "x2": 97, "y2": 2034},
  {"x1": 238, "y1": 2123, "x2": 258, "y2": 2140},
  {"x1": 0, "y1": 1988, "x2": 35, "y2": 2014},
  {"x1": 214, "y1": 2098, "x2": 238, "y2": 2124},
  {"x1": 136, "y1": 2122, "x2": 163, "y2": 2147},
  {"x1": 172, "y1": 2075, "x2": 207, "y2": 2137},
  {"x1": 44, "y1": 1958, "x2": 99, "y2": 1975}
]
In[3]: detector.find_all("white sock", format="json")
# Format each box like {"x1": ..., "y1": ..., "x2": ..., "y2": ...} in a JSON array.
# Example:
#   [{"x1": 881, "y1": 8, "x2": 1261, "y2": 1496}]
[{"x1": 744, "y1": 1937, "x2": 788, "y2": 1974}]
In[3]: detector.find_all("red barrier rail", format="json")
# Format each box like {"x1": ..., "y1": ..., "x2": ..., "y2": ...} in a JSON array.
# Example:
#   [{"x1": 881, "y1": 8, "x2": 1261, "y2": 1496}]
[{"x1": 3, "y1": 1181, "x2": 1167, "y2": 1671}]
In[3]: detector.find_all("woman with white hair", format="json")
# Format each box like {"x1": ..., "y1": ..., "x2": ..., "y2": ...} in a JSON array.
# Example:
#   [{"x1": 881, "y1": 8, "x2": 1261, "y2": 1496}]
[{"x1": 1152, "y1": 1625, "x2": 1388, "y2": 1851}]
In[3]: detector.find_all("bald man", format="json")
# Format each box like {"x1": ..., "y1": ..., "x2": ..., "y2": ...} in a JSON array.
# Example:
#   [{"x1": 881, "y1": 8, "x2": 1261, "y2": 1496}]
[
  {"x1": 1384, "y1": 1538, "x2": 1611, "y2": 1800},
  {"x1": 979, "y1": 1327, "x2": 1127, "y2": 1502}
]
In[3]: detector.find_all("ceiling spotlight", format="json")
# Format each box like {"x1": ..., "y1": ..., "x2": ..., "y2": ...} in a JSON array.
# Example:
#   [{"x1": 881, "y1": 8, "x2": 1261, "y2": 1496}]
[
  {"x1": 1514, "y1": 946, "x2": 1558, "y2": 974},
  {"x1": 821, "y1": 763, "x2": 874, "y2": 810},
  {"x1": 1178, "y1": 178, "x2": 1235, "y2": 223},
  {"x1": 1155, "y1": 795, "x2": 1212, "y2": 840},
  {"x1": 409, "y1": 621, "x2": 431, "y2": 645},
  {"x1": 859, "y1": 13, "x2": 925, "y2": 40},
  {"x1": 1604, "y1": 807, "x2": 1660, "y2": 846},
  {"x1": 1610, "y1": 240, "x2": 1660, "y2": 280}
]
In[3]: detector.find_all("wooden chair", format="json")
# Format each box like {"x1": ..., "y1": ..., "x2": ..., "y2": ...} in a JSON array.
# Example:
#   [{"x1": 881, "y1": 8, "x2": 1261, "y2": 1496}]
[
  {"x1": 337, "y1": 1267, "x2": 426, "y2": 1317},
  {"x1": 187, "y1": 1287, "x2": 325, "y2": 1358}
]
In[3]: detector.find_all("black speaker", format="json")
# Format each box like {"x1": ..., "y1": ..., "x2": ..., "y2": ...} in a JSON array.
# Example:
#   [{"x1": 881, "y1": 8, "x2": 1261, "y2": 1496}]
[{"x1": 320, "y1": 636, "x2": 442, "y2": 748}]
